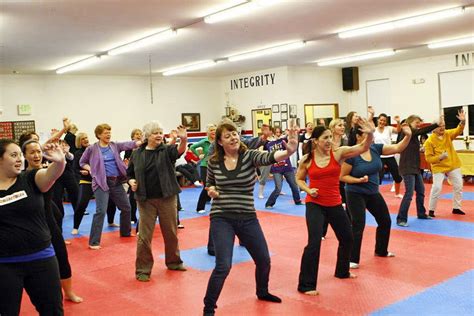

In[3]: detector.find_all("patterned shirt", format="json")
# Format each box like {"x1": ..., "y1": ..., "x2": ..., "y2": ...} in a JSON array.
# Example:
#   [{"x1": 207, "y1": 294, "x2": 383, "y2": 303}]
[{"x1": 207, "y1": 150, "x2": 276, "y2": 219}]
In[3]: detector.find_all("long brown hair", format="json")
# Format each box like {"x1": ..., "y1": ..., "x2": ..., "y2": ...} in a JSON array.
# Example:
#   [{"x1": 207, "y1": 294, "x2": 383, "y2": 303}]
[{"x1": 209, "y1": 121, "x2": 247, "y2": 164}]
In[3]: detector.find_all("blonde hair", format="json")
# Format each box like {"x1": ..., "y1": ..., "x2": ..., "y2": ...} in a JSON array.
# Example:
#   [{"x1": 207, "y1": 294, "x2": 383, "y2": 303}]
[
  {"x1": 328, "y1": 118, "x2": 344, "y2": 132},
  {"x1": 75, "y1": 132, "x2": 88, "y2": 148}
]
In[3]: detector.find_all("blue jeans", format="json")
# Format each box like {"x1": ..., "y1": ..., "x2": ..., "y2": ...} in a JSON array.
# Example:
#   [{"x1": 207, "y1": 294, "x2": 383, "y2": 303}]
[
  {"x1": 265, "y1": 171, "x2": 301, "y2": 207},
  {"x1": 397, "y1": 173, "x2": 427, "y2": 223},
  {"x1": 89, "y1": 178, "x2": 131, "y2": 246},
  {"x1": 203, "y1": 217, "x2": 271, "y2": 314}
]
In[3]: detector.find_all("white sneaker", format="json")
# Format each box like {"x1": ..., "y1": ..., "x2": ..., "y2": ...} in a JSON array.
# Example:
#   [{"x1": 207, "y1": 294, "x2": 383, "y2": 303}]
[
  {"x1": 197, "y1": 210, "x2": 206, "y2": 214},
  {"x1": 395, "y1": 194, "x2": 404, "y2": 199},
  {"x1": 279, "y1": 192, "x2": 286, "y2": 195},
  {"x1": 350, "y1": 262, "x2": 359, "y2": 269},
  {"x1": 71, "y1": 229, "x2": 79, "y2": 235},
  {"x1": 258, "y1": 194, "x2": 264, "y2": 199},
  {"x1": 390, "y1": 184, "x2": 395, "y2": 192},
  {"x1": 194, "y1": 181, "x2": 203, "y2": 187}
]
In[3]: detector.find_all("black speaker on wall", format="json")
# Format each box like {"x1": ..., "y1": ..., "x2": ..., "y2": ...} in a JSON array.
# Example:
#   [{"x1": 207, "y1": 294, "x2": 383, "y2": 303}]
[{"x1": 342, "y1": 67, "x2": 359, "y2": 91}]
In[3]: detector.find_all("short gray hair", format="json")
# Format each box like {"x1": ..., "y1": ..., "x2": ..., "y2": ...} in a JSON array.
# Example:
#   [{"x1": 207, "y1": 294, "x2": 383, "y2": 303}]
[{"x1": 142, "y1": 121, "x2": 163, "y2": 139}]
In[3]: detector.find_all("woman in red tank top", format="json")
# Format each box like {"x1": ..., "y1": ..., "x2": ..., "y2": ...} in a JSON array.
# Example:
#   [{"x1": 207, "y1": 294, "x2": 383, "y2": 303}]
[{"x1": 295, "y1": 119, "x2": 374, "y2": 296}]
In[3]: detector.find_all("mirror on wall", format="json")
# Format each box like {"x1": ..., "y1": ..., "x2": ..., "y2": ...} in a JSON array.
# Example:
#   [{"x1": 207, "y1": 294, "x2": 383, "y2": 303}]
[{"x1": 304, "y1": 104, "x2": 339, "y2": 127}]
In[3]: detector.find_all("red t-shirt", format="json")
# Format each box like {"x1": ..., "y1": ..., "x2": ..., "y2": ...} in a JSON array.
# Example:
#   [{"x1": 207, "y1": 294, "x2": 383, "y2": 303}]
[
  {"x1": 305, "y1": 150, "x2": 342, "y2": 207},
  {"x1": 184, "y1": 151, "x2": 199, "y2": 164}
]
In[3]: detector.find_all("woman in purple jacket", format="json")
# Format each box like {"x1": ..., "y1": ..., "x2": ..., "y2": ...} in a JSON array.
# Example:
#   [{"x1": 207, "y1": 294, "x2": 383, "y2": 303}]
[{"x1": 80, "y1": 123, "x2": 141, "y2": 249}]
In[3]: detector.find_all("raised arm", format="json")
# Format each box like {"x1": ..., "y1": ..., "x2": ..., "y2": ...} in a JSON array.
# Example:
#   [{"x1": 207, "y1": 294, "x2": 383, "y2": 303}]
[
  {"x1": 34, "y1": 143, "x2": 66, "y2": 192},
  {"x1": 450, "y1": 109, "x2": 466, "y2": 139},
  {"x1": 176, "y1": 125, "x2": 188, "y2": 155},
  {"x1": 336, "y1": 117, "x2": 375, "y2": 162},
  {"x1": 273, "y1": 126, "x2": 298, "y2": 162},
  {"x1": 381, "y1": 123, "x2": 412, "y2": 156},
  {"x1": 45, "y1": 118, "x2": 71, "y2": 144}
]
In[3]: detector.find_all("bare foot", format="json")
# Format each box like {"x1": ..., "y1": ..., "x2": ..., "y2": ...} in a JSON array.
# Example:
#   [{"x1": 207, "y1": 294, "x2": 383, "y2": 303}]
[
  {"x1": 65, "y1": 292, "x2": 83, "y2": 303},
  {"x1": 88, "y1": 245, "x2": 101, "y2": 250},
  {"x1": 303, "y1": 290, "x2": 319, "y2": 296}
]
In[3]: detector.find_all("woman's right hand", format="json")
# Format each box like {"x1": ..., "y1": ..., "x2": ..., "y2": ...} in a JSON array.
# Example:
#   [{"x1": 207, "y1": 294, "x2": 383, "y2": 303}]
[
  {"x1": 308, "y1": 188, "x2": 318, "y2": 197},
  {"x1": 358, "y1": 175, "x2": 369, "y2": 183},
  {"x1": 80, "y1": 170, "x2": 89, "y2": 175},
  {"x1": 206, "y1": 186, "x2": 219, "y2": 199},
  {"x1": 129, "y1": 179, "x2": 138, "y2": 192}
]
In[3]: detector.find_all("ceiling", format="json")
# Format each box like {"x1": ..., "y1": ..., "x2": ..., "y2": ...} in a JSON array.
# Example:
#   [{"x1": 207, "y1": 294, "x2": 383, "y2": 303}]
[{"x1": 1, "y1": 0, "x2": 474, "y2": 77}]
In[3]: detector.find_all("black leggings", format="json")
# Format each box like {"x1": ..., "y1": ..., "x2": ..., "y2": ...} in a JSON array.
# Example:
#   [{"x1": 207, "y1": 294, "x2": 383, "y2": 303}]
[
  {"x1": 345, "y1": 191, "x2": 391, "y2": 264},
  {"x1": 46, "y1": 200, "x2": 72, "y2": 280},
  {"x1": 298, "y1": 202, "x2": 353, "y2": 292},
  {"x1": 195, "y1": 166, "x2": 211, "y2": 211},
  {"x1": 52, "y1": 172, "x2": 79, "y2": 230},
  {"x1": 0, "y1": 256, "x2": 63, "y2": 316},
  {"x1": 379, "y1": 156, "x2": 402, "y2": 184},
  {"x1": 74, "y1": 183, "x2": 93, "y2": 229}
]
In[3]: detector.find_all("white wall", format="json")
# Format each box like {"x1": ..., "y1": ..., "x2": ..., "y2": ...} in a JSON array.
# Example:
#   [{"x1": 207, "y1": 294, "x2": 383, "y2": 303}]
[
  {"x1": 0, "y1": 75, "x2": 222, "y2": 140},
  {"x1": 346, "y1": 50, "x2": 474, "y2": 122},
  {"x1": 220, "y1": 66, "x2": 347, "y2": 128}
]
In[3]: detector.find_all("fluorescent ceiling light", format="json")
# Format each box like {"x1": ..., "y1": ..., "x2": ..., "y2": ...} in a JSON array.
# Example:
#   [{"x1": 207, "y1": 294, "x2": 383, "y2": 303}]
[
  {"x1": 56, "y1": 56, "x2": 102, "y2": 74},
  {"x1": 161, "y1": 60, "x2": 217, "y2": 76},
  {"x1": 204, "y1": 0, "x2": 278, "y2": 24},
  {"x1": 317, "y1": 50, "x2": 396, "y2": 66},
  {"x1": 428, "y1": 35, "x2": 474, "y2": 49},
  {"x1": 339, "y1": 6, "x2": 464, "y2": 38},
  {"x1": 107, "y1": 29, "x2": 177, "y2": 56},
  {"x1": 228, "y1": 41, "x2": 306, "y2": 62},
  {"x1": 339, "y1": 22, "x2": 394, "y2": 38},
  {"x1": 395, "y1": 7, "x2": 464, "y2": 27}
]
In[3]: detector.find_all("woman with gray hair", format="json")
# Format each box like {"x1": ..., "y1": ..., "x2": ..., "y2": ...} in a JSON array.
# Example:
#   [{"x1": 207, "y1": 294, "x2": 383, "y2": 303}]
[{"x1": 127, "y1": 121, "x2": 188, "y2": 282}]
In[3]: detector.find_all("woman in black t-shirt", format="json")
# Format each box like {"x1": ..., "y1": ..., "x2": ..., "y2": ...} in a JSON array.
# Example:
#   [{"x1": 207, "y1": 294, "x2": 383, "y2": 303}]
[
  {"x1": 0, "y1": 139, "x2": 66, "y2": 315},
  {"x1": 23, "y1": 139, "x2": 83, "y2": 303}
]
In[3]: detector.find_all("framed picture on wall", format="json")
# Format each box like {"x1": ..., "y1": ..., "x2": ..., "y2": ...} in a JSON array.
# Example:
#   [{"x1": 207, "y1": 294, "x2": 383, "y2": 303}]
[
  {"x1": 272, "y1": 104, "x2": 279, "y2": 113},
  {"x1": 181, "y1": 113, "x2": 200, "y2": 131},
  {"x1": 264, "y1": 110, "x2": 270, "y2": 115},
  {"x1": 281, "y1": 120, "x2": 288, "y2": 130},
  {"x1": 289, "y1": 104, "x2": 297, "y2": 118},
  {"x1": 280, "y1": 103, "x2": 288, "y2": 112},
  {"x1": 274, "y1": 121, "x2": 281, "y2": 127},
  {"x1": 281, "y1": 112, "x2": 288, "y2": 120},
  {"x1": 257, "y1": 120, "x2": 263, "y2": 128}
]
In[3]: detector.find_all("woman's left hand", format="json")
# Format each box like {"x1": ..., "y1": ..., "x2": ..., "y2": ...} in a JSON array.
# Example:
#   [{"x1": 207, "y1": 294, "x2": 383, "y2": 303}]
[
  {"x1": 42, "y1": 143, "x2": 66, "y2": 163},
  {"x1": 357, "y1": 117, "x2": 375, "y2": 134}
]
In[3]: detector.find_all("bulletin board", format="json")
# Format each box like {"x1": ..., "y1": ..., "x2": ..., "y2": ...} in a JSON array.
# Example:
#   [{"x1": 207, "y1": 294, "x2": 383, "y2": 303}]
[{"x1": 0, "y1": 120, "x2": 36, "y2": 143}]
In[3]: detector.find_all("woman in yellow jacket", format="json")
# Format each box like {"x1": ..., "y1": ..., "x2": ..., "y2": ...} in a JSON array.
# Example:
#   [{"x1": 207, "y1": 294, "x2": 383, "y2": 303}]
[{"x1": 424, "y1": 110, "x2": 465, "y2": 217}]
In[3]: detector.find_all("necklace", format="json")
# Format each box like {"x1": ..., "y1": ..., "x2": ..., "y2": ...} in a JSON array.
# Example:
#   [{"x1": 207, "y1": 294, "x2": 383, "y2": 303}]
[{"x1": 225, "y1": 156, "x2": 237, "y2": 163}]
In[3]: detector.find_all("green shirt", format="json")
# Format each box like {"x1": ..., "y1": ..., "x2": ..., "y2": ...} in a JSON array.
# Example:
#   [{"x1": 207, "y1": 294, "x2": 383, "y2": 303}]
[{"x1": 190, "y1": 137, "x2": 212, "y2": 168}]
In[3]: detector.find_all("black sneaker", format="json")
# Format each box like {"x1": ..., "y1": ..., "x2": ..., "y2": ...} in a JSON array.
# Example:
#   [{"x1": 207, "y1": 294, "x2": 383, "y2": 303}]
[
  {"x1": 452, "y1": 209, "x2": 466, "y2": 215},
  {"x1": 417, "y1": 214, "x2": 432, "y2": 219},
  {"x1": 428, "y1": 210, "x2": 435, "y2": 217}
]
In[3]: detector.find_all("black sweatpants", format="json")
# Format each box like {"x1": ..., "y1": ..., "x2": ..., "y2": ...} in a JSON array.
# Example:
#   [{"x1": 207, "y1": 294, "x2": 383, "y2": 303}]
[
  {"x1": 0, "y1": 256, "x2": 63, "y2": 316},
  {"x1": 298, "y1": 202, "x2": 353, "y2": 292},
  {"x1": 345, "y1": 191, "x2": 391, "y2": 264}
]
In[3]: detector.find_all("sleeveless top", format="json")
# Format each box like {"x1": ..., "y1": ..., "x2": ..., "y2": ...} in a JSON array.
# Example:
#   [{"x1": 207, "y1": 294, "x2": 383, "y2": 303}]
[{"x1": 305, "y1": 150, "x2": 342, "y2": 207}]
